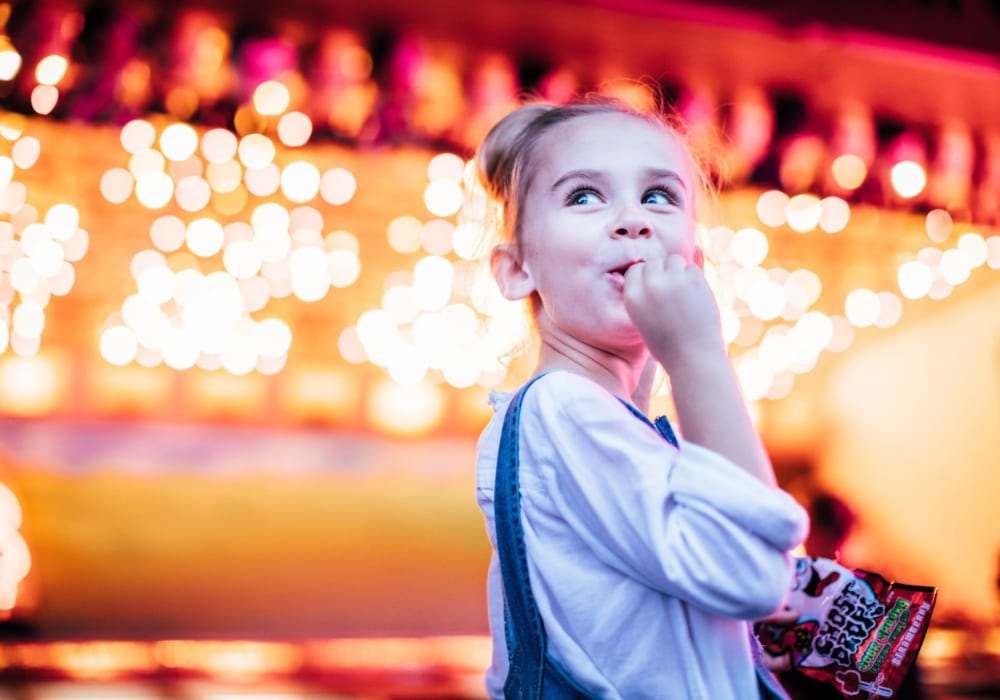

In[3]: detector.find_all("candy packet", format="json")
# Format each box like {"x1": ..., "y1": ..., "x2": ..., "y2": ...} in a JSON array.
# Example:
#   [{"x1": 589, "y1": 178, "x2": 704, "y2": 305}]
[{"x1": 755, "y1": 556, "x2": 937, "y2": 698}]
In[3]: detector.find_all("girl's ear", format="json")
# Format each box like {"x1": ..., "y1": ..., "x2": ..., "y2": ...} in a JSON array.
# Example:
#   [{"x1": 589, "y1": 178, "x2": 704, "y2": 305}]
[{"x1": 490, "y1": 244, "x2": 535, "y2": 300}]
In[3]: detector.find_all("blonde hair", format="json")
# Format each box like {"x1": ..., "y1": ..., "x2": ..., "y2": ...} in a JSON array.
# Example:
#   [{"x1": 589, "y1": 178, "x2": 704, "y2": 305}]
[{"x1": 472, "y1": 95, "x2": 713, "y2": 250}]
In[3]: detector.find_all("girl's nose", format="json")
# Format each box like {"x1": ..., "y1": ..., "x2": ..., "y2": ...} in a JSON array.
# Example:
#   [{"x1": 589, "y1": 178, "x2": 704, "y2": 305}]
[{"x1": 614, "y1": 210, "x2": 652, "y2": 239}]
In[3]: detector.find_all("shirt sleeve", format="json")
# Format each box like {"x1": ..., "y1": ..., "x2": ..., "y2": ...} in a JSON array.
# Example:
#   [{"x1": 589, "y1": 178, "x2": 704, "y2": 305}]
[{"x1": 519, "y1": 372, "x2": 810, "y2": 620}]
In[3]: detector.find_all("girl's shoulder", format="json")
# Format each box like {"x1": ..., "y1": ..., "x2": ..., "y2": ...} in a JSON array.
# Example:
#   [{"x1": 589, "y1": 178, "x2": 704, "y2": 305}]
[
  {"x1": 487, "y1": 370, "x2": 609, "y2": 415},
  {"x1": 515, "y1": 370, "x2": 634, "y2": 436},
  {"x1": 522, "y1": 369, "x2": 617, "y2": 409}
]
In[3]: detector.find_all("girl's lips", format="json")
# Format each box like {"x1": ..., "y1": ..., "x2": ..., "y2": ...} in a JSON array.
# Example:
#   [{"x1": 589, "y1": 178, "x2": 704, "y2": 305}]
[{"x1": 609, "y1": 260, "x2": 644, "y2": 276}]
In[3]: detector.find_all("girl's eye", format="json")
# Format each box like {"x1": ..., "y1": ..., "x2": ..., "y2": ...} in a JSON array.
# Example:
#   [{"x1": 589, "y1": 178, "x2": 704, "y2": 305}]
[
  {"x1": 643, "y1": 187, "x2": 681, "y2": 206},
  {"x1": 567, "y1": 188, "x2": 600, "y2": 206}
]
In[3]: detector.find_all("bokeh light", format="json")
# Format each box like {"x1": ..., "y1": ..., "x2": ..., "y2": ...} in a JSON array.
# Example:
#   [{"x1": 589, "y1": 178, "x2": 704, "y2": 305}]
[
  {"x1": 277, "y1": 112, "x2": 313, "y2": 147},
  {"x1": 423, "y1": 180, "x2": 464, "y2": 217},
  {"x1": 30, "y1": 85, "x2": 59, "y2": 115},
  {"x1": 320, "y1": 168, "x2": 357, "y2": 205},
  {"x1": 957, "y1": 233, "x2": 987, "y2": 268},
  {"x1": 160, "y1": 123, "x2": 199, "y2": 161},
  {"x1": 328, "y1": 249, "x2": 361, "y2": 287},
  {"x1": 844, "y1": 288, "x2": 880, "y2": 327},
  {"x1": 35, "y1": 55, "x2": 69, "y2": 86},
  {"x1": 818, "y1": 197, "x2": 850, "y2": 233},
  {"x1": 890, "y1": 160, "x2": 927, "y2": 198},
  {"x1": 280, "y1": 161, "x2": 321, "y2": 203},
  {"x1": 100, "y1": 168, "x2": 134, "y2": 204},
  {"x1": 201, "y1": 129, "x2": 239, "y2": 164},
  {"x1": 898, "y1": 260, "x2": 933, "y2": 299},
  {"x1": 366, "y1": 380, "x2": 444, "y2": 436},
  {"x1": 427, "y1": 153, "x2": 465, "y2": 182},
  {"x1": 925, "y1": 209, "x2": 953, "y2": 243},
  {"x1": 387, "y1": 216, "x2": 423, "y2": 254},
  {"x1": 238, "y1": 134, "x2": 276, "y2": 168},
  {"x1": 121, "y1": 120, "x2": 156, "y2": 154},
  {"x1": 135, "y1": 172, "x2": 174, "y2": 209},
  {"x1": 11, "y1": 137, "x2": 40, "y2": 169},
  {"x1": 730, "y1": 228, "x2": 768, "y2": 266},
  {"x1": 940, "y1": 248, "x2": 971, "y2": 285},
  {"x1": 253, "y1": 80, "x2": 291, "y2": 116},
  {"x1": 831, "y1": 154, "x2": 867, "y2": 190},
  {"x1": 785, "y1": 194, "x2": 822, "y2": 233},
  {"x1": 0, "y1": 48, "x2": 23, "y2": 82}
]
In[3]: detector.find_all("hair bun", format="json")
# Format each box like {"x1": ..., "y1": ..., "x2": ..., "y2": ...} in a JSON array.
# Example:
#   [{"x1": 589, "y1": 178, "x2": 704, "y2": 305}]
[{"x1": 475, "y1": 103, "x2": 554, "y2": 201}]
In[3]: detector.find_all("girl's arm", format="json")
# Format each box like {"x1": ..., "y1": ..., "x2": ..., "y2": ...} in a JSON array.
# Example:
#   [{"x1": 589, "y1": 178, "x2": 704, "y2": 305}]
[
  {"x1": 624, "y1": 254, "x2": 777, "y2": 488},
  {"x1": 521, "y1": 372, "x2": 806, "y2": 618}
]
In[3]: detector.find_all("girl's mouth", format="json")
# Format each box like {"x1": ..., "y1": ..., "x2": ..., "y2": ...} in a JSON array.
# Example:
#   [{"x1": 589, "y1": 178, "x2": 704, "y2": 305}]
[{"x1": 609, "y1": 260, "x2": 643, "y2": 278}]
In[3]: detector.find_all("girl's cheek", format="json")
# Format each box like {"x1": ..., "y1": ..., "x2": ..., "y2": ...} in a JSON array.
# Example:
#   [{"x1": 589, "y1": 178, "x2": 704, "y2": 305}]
[{"x1": 664, "y1": 231, "x2": 697, "y2": 262}]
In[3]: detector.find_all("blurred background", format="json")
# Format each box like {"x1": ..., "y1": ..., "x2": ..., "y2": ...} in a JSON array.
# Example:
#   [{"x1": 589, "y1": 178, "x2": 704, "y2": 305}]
[{"x1": 0, "y1": 0, "x2": 998, "y2": 697}]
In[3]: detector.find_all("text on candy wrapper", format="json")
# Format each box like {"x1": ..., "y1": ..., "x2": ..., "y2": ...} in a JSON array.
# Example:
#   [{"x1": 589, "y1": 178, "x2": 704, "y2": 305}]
[{"x1": 891, "y1": 602, "x2": 930, "y2": 667}]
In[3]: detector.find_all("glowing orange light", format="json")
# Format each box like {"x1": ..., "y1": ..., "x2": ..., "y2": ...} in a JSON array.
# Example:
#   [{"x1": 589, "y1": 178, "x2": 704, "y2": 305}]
[
  {"x1": 366, "y1": 380, "x2": 444, "y2": 435},
  {"x1": 49, "y1": 641, "x2": 154, "y2": 680},
  {"x1": 0, "y1": 354, "x2": 62, "y2": 415},
  {"x1": 831, "y1": 154, "x2": 867, "y2": 190}
]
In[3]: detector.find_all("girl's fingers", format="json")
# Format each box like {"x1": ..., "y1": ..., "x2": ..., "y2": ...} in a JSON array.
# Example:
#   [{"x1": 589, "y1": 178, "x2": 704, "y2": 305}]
[
  {"x1": 623, "y1": 260, "x2": 645, "y2": 292},
  {"x1": 664, "y1": 253, "x2": 687, "y2": 273}
]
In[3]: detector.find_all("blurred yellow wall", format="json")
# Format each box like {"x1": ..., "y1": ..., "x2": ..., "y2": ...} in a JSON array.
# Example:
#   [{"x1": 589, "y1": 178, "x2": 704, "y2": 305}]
[
  {"x1": 3, "y1": 435, "x2": 490, "y2": 638},
  {"x1": 820, "y1": 278, "x2": 1000, "y2": 623}
]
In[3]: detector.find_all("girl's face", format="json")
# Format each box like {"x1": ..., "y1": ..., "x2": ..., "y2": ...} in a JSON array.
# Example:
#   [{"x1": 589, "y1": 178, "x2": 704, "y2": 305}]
[{"x1": 511, "y1": 112, "x2": 697, "y2": 354}]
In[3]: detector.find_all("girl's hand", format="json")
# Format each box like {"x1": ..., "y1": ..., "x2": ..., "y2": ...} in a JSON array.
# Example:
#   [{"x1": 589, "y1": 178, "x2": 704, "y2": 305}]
[
  {"x1": 755, "y1": 606, "x2": 800, "y2": 673},
  {"x1": 622, "y1": 254, "x2": 725, "y2": 374},
  {"x1": 625, "y1": 251, "x2": 780, "y2": 488}
]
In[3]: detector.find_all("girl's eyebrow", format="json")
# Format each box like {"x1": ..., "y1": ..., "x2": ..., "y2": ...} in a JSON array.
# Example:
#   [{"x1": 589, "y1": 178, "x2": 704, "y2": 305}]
[
  {"x1": 550, "y1": 168, "x2": 602, "y2": 191},
  {"x1": 550, "y1": 167, "x2": 690, "y2": 193},
  {"x1": 646, "y1": 168, "x2": 690, "y2": 194}
]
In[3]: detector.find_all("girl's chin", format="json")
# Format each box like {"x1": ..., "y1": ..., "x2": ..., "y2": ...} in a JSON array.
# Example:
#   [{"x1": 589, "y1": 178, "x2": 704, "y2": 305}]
[{"x1": 605, "y1": 321, "x2": 646, "y2": 348}]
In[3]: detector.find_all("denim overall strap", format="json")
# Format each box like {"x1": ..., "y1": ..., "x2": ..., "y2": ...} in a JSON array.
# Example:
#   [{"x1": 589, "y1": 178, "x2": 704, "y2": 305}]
[
  {"x1": 615, "y1": 399, "x2": 679, "y2": 448},
  {"x1": 495, "y1": 374, "x2": 597, "y2": 699}
]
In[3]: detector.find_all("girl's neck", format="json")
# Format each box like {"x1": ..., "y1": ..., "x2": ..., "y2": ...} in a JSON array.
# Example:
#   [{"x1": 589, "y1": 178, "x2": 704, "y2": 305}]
[{"x1": 534, "y1": 333, "x2": 647, "y2": 403}]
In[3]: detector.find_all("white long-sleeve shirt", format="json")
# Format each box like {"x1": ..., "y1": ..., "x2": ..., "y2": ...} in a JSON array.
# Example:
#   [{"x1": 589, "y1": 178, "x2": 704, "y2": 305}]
[{"x1": 475, "y1": 371, "x2": 809, "y2": 699}]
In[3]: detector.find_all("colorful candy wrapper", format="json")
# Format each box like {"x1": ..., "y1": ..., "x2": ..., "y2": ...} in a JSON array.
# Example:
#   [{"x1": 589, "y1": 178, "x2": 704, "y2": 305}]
[{"x1": 755, "y1": 556, "x2": 937, "y2": 698}]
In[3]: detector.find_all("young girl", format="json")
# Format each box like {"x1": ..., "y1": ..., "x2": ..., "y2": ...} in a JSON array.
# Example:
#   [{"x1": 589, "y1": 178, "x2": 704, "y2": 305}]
[{"x1": 473, "y1": 98, "x2": 809, "y2": 699}]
